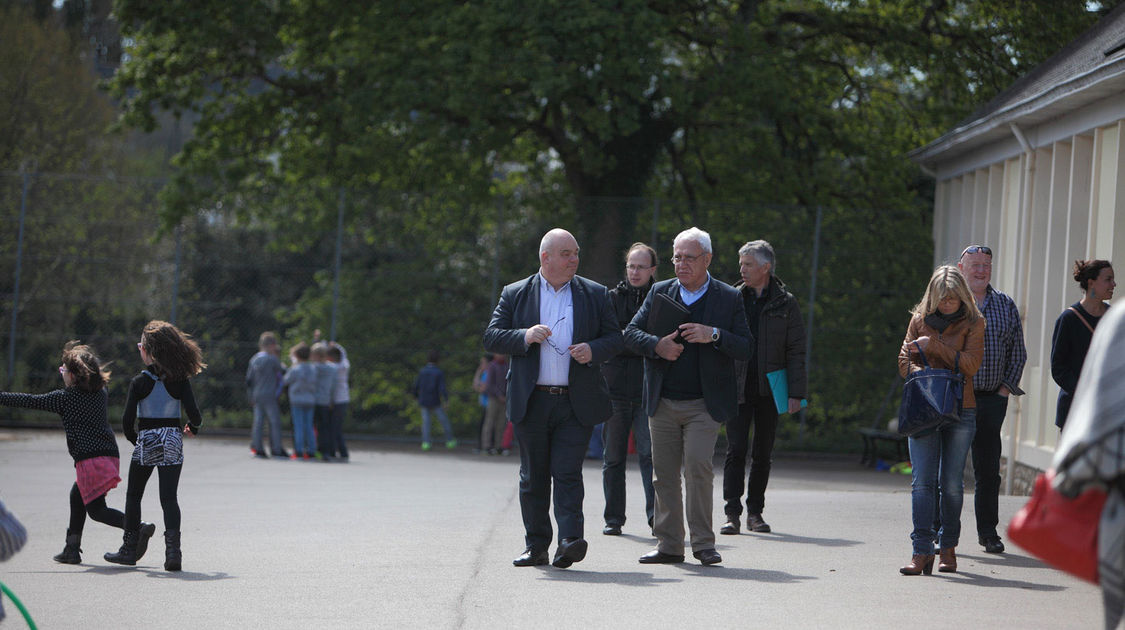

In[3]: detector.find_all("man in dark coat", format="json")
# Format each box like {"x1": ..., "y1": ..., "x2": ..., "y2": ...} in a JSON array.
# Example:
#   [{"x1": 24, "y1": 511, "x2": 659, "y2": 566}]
[
  {"x1": 722, "y1": 240, "x2": 807, "y2": 536},
  {"x1": 483, "y1": 228, "x2": 623, "y2": 569},
  {"x1": 625, "y1": 227, "x2": 752, "y2": 566}
]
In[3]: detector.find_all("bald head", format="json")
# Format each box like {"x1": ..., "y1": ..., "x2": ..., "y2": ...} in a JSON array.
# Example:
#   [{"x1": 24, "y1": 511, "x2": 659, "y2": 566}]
[{"x1": 539, "y1": 228, "x2": 580, "y2": 289}]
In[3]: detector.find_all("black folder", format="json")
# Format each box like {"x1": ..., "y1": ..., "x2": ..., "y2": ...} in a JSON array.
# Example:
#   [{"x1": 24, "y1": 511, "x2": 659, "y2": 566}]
[{"x1": 647, "y1": 292, "x2": 690, "y2": 341}]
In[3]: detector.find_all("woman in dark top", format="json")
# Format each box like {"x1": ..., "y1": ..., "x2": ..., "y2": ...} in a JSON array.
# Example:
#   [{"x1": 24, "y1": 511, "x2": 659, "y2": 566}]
[
  {"x1": 104, "y1": 320, "x2": 205, "y2": 571},
  {"x1": 0, "y1": 342, "x2": 150, "y2": 564},
  {"x1": 1051, "y1": 259, "x2": 1115, "y2": 429}
]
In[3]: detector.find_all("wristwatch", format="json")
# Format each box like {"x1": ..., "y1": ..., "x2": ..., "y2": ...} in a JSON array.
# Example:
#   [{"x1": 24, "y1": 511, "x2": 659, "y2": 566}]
[{"x1": 711, "y1": 327, "x2": 720, "y2": 343}]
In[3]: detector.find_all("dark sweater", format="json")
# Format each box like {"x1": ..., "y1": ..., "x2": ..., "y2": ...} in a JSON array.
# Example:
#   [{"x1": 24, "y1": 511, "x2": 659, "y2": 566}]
[
  {"x1": 0, "y1": 388, "x2": 119, "y2": 463},
  {"x1": 1051, "y1": 301, "x2": 1108, "y2": 428},
  {"x1": 121, "y1": 368, "x2": 202, "y2": 443},
  {"x1": 661, "y1": 294, "x2": 707, "y2": 400}
]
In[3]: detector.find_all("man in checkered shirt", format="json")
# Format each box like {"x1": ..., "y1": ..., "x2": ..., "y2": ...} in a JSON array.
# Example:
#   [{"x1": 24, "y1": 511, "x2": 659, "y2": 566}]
[{"x1": 958, "y1": 245, "x2": 1027, "y2": 554}]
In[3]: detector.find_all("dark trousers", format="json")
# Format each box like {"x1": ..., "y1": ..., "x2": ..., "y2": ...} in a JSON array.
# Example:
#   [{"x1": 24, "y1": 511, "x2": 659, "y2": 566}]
[
  {"x1": 315, "y1": 405, "x2": 333, "y2": 457},
  {"x1": 602, "y1": 400, "x2": 654, "y2": 528},
  {"x1": 67, "y1": 484, "x2": 124, "y2": 535},
  {"x1": 971, "y1": 392, "x2": 1009, "y2": 539},
  {"x1": 513, "y1": 390, "x2": 592, "y2": 551},
  {"x1": 723, "y1": 393, "x2": 779, "y2": 516},
  {"x1": 330, "y1": 402, "x2": 349, "y2": 458},
  {"x1": 124, "y1": 461, "x2": 183, "y2": 531}
]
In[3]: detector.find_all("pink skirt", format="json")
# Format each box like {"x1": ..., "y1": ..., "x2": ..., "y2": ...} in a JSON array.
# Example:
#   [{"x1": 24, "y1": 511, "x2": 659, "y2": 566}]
[{"x1": 75, "y1": 456, "x2": 121, "y2": 505}]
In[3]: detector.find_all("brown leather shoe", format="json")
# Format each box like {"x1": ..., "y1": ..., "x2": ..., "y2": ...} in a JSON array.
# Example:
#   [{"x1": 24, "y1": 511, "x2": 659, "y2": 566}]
[
  {"x1": 720, "y1": 516, "x2": 740, "y2": 535},
  {"x1": 899, "y1": 554, "x2": 935, "y2": 576},
  {"x1": 746, "y1": 513, "x2": 771, "y2": 533},
  {"x1": 938, "y1": 547, "x2": 957, "y2": 573}
]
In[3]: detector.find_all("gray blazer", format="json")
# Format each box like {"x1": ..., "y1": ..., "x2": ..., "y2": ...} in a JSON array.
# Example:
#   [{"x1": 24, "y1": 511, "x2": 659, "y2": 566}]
[
  {"x1": 483, "y1": 273, "x2": 623, "y2": 427},
  {"x1": 624, "y1": 277, "x2": 753, "y2": 424}
]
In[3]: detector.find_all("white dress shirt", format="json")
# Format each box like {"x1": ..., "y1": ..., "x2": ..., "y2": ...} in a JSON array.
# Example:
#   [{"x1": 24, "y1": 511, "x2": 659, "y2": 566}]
[{"x1": 536, "y1": 274, "x2": 574, "y2": 386}]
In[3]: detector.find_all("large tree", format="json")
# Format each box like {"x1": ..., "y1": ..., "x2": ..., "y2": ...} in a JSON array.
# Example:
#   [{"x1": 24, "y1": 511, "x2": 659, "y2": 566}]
[{"x1": 107, "y1": 1, "x2": 1119, "y2": 281}]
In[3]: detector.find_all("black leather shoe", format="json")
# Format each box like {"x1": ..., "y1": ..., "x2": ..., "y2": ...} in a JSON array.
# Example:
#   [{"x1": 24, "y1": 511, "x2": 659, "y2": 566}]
[
  {"x1": 980, "y1": 536, "x2": 1005, "y2": 554},
  {"x1": 552, "y1": 538, "x2": 588, "y2": 568},
  {"x1": 747, "y1": 513, "x2": 771, "y2": 533},
  {"x1": 602, "y1": 524, "x2": 622, "y2": 536},
  {"x1": 720, "y1": 516, "x2": 740, "y2": 535},
  {"x1": 512, "y1": 548, "x2": 549, "y2": 567},
  {"x1": 639, "y1": 549, "x2": 685, "y2": 564},
  {"x1": 693, "y1": 549, "x2": 722, "y2": 565}
]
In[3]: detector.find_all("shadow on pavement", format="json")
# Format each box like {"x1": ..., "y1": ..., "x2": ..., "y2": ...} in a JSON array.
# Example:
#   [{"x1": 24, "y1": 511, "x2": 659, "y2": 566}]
[
  {"x1": 947, "y1": 569, "x2": 1067, "y2": 591},
  {"x1": 739, "y1": 532, "x2": 862, "y2": 548}
]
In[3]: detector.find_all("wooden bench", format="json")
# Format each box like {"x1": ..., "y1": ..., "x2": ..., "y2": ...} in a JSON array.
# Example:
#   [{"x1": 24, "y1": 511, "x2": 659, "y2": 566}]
[{"x1": 858, "y1": 375, "x2": 907, "y2": 467}]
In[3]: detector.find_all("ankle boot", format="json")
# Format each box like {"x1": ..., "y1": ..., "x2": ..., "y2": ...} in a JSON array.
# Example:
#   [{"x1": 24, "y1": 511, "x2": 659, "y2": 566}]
[
  {"x1": 938, "y1": 547, "x2": 957, "y2": 573},
  {"x1": 53, "y1": 532, "x2": 82, "y2": 564},
  {"x1": 899, "y1": 554, "x2": 935, "y2": 576},
  {"x1": 135, "y1": 522, "x2": 157, "y2": 561},
  {"x1": 164, "y1": 530, "x2": 182, "y2": 572},
  {"x1": 104, "y1": 529, "x2": 140, "y2": 565}
]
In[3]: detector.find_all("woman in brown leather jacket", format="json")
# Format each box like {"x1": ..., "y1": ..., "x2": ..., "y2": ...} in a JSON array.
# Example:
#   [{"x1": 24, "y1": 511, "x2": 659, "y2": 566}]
[{"x1": 897, "y1": 266, "x2": 984, "y2": 576}]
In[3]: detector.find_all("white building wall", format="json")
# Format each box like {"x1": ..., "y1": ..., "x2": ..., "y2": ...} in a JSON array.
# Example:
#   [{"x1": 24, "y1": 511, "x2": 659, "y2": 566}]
[{"x1": 930, "y1": 117, "x2": 1124, "y2": 486}]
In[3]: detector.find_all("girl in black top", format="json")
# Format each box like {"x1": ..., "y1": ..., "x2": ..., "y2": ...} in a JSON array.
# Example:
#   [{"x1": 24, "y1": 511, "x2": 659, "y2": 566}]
[
  {"x1": 0, "y1": 342, "x2": 152, "y2": 564},
  {"x1": 104, "y1": 321, "x2": 205, "y2": 571},
  {"x1": 1051, "y1": 259, "x2": 1115, "y2": 428}
]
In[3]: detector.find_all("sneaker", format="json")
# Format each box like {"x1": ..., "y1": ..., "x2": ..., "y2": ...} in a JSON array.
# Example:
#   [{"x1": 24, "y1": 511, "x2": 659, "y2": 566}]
[
  {"x1": 486, "y1": 448, "x2": 498, "y2": 456},
  {"x1": 302, "y1": 453, "x2": 312, "y2": 461},
  {"x1": 273, "y1": 449, "x2": 290, "y2": 459},
  {"x1": 289, "y1": 453, "x2": 299, "y2": 461},
  {"x1": 421, "y1": 442, "x2": 432, "y2": 451},
  {"x1": 500, "y1": 449, "x2": 511, "y2": 456},
  {"x1": 445, "y1": 440, "x2": 458, "y2": 449},
  {"x1": 251, "y1": 449, "x2": 268, "y2": 459}
]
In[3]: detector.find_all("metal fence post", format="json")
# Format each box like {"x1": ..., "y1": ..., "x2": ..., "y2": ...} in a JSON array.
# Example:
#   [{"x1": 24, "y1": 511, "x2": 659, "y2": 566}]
[
  {"x1": 801, "y1": 205, "x2": 824, "y2": 440},
  {"x1": 6, "y1": 169, "x2": 31, "y2": 390},
  {"x1": 170, "y1": 223, "x2": 183, "y2": 324},
  {"x1": 330, "y1": 187, "x2": 345, "y2": 341},
  {"x1": 491, "y1": 195, "x2": 503, "y2": 301}
]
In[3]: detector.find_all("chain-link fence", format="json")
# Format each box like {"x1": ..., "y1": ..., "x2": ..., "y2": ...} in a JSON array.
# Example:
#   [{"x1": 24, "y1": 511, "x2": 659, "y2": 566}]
[{"x1": 1, "y1": 170, "x2": 933, "y2": 451}]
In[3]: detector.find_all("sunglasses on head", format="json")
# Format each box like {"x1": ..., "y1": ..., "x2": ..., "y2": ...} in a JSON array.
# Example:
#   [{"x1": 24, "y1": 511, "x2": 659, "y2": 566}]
[{"x1": 960, "y1": 245, "x2": 992, "y2": 258}]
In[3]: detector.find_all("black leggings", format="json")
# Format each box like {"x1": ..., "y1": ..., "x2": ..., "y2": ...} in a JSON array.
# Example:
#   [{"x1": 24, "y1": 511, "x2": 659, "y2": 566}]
[
  {"x1": 124, "y1": 461, "x2": 183, "y2": 532},
  {"x1": 67, "y1": 484, "x2": 125, "y2": 535}
]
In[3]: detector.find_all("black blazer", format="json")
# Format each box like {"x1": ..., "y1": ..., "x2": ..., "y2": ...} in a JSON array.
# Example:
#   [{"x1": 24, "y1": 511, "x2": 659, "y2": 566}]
[
  {"x1": 483, "y1": 273, "x2": 624, "y2": 427},
  {"x1": 624, "y1": 277, "x2": 753, "y2": 424}
]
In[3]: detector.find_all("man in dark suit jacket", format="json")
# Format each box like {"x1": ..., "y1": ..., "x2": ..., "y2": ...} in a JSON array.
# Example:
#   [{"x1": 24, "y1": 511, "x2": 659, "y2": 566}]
[
  {"x1": 625, "y1": 227, "x2": 752, "y2": 566},
  {"x1": 483, "y1": 228, "x2": 623, "y2": 569}
]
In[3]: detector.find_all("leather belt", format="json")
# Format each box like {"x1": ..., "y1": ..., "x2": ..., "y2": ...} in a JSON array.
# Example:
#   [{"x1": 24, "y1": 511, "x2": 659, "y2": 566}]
[{"x1": 534, "y1": 385, "x2": 569, "y2": 395}]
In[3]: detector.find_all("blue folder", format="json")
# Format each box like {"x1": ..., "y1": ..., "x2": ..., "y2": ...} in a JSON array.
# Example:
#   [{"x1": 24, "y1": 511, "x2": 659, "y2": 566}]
[{"x1": 766, "y1": 368, "x2": 807, "y2": 415}]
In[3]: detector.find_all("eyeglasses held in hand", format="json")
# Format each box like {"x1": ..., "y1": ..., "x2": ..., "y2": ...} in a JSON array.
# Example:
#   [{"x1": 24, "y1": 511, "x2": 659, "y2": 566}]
[
  {"x1": 544, "y1": 312, "x2": 569, "y2": 356},
  {"x1": 960, "y1": 245, "x2": 992, "y2": 258}
]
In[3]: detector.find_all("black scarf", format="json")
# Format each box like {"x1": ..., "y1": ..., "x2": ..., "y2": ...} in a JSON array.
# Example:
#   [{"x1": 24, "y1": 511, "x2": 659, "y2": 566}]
[{"x1": 923, "y1": 304, "x2": 966, "y2": 333}]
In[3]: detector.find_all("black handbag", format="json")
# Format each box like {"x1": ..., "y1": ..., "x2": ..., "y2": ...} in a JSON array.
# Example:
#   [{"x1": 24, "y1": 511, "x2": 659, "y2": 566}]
[{"x1": 897, "y1": 342, "x2": 964, "y2": 437}]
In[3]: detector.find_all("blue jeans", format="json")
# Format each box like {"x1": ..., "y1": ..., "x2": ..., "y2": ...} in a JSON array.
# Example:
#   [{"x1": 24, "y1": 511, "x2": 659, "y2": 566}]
[
  {"x1": 421, "y1": 406, "x2": 453, "y2": 444},
  {"x1": 292, "y1": 404, "x2": 316, "y2": 456},
  {"x1": 251, "y1": 396, "x2": 283, "y2": 453},
  {"x1": 601, "y1": 401, "x2": 654, "y2": 528},
  {"x1": 908, "y1": 408, "x2": 977, "y2": 554}
]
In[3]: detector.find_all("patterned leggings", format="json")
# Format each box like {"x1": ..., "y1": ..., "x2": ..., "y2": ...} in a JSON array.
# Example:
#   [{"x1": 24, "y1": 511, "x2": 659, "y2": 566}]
[{"x1": 124, "y1": 462, "x2": 183, "y2": 532}]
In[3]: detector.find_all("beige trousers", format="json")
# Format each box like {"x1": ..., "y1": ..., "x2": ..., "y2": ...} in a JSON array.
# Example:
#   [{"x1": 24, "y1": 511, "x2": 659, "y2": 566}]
[{"x1": 649, "y1": 398, "x2": 720, "y2": 554}]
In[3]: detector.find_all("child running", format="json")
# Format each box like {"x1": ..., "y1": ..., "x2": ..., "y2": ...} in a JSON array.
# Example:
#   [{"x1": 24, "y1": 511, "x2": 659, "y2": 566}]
[
  {"x1": 104, "y1": 320, "x2": 205, "y2": 571},
  {"x1": 0, "y1": 342, "x2": 151, "y2": 564}
]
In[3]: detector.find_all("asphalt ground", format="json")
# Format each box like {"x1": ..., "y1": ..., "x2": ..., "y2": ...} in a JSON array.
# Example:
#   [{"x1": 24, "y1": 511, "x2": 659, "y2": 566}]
[{"x1": 0, "y1": 429, "x2": 1102, "y2": 629}]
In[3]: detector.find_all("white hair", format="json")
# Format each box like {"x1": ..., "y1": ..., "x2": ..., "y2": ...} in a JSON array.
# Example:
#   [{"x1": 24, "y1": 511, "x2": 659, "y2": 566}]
[{"x1": 673, "y1": 227, "x2": 712, "y2": 254}]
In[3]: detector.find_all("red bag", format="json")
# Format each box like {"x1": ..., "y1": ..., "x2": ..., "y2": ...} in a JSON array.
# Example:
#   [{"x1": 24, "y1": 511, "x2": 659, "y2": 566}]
[{"x1": 1008, "y1": 470, "x2": 1106, "y2": 584}]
